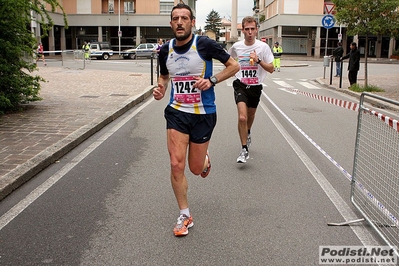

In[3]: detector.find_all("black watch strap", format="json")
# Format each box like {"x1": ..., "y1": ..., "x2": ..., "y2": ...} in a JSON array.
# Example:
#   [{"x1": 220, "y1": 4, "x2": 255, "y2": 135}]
[{"x1": 209, "y1": 76, "x2": 217, "y2": 86}]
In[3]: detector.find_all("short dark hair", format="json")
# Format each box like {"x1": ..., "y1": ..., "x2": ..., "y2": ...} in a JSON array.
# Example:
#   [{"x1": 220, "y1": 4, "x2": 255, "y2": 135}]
[
  {"x1": 171, "y1": 3, "x2": 194, "y2": 20},
  {"x1": 242, "y1": 16, "x2": 258, "y2": 28},
  {"x1": 351, "y1": 42, "x2": 357, "y2": 47}
]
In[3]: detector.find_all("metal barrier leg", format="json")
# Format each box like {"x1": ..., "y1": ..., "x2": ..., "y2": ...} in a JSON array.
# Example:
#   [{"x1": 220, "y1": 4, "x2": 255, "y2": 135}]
[{"x1": 327, "y1": 218, "x2": 365, "y2": 226}]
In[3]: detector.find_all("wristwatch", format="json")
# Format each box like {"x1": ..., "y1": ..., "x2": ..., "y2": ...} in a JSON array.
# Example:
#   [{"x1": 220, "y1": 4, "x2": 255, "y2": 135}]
[
  {"x1": 257, "y1": 58, "x2": 262, "y2": 64},
  {"x1": 209, "y1": 75, "x2": 218, "y2": 86}
]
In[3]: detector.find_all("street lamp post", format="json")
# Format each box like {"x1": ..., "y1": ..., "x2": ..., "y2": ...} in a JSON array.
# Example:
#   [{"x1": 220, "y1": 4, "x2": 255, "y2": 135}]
[{"x1": 118, "y1": 0, "x2": 121, "y2": 56}]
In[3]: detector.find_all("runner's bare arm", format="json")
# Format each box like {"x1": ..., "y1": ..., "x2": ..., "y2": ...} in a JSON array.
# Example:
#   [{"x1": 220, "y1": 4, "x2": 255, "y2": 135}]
[
  {"x1": 193, "y1": 57, "x2": 239, "y2": 91},
  {"x1": 216, "y1": 57, "x2": 240, "y2": 83},
  {"x1": 153, "y1": 74, "x2": 169, "y2": 100},
  {"x1": 250, "y1": 49, "x2": 274, "y2": 73}
]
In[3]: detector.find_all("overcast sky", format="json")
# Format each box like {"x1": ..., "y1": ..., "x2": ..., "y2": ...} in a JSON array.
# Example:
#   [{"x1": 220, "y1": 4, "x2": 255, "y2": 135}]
[{"x1": 195, "y1": 0, "x2": 255, "y2": 30}]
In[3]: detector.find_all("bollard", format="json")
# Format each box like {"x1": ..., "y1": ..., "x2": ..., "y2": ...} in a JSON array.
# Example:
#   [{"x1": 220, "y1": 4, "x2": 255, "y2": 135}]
[
  {"x1": 150, "y1": 54, "x2": 154, "y2": 85},
  {"x1": 339, "y1": 61, "x2": 343, "y2": 88},
  {"x1": 156, "y1": 53, "x2": 160, "y2": 79},
  {"x1": 330, "y1": 57, "x2": 333, "y2": 85}
]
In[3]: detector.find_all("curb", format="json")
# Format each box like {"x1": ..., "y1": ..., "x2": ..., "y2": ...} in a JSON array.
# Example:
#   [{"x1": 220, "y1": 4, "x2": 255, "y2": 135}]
[
  {"x1": 314, "y1": 78, "x2": 399, "y2": 112},
  {"x1": 0, "y1": 86, "x2": 155, "y2": 201},
  {"x1": 281, "y1": 63, "x2": 309, "y2": 67}
]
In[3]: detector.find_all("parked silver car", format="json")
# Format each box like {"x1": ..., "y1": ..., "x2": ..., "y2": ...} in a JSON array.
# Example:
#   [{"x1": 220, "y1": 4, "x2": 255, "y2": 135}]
[{"x1": 122, "y1": 43, "x2": 157, "y2": 59}]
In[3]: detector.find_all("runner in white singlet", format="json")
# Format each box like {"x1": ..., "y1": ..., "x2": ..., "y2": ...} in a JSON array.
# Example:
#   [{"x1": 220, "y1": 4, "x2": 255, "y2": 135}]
[{"x1": 228, "y1": 16, "x2": 274, "y2": 164}]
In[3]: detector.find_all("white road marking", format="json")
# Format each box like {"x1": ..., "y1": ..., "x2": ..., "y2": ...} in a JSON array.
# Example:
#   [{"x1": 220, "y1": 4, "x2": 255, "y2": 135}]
[
  {"x1": 278, "y1": 88, "x2": 297, "y2": 94},
  {"x1": 0, "y1": 98, "x2": 155, "y2": 231},
  {"x1": 273, "y1": 80, "x2": 294, "y2": 88},
  {"x1": 260, "y1": 91, "x2": 378, "y2": 247},
  {"x1": 297, "y1": 81, "x2": 320, "y2": 89}
]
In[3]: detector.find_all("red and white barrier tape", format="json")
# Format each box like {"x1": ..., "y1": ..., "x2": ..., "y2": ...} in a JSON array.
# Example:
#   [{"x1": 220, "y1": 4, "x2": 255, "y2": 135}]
[{"x1": 290, "y1": 88, "x2": 399, "y2": 132}]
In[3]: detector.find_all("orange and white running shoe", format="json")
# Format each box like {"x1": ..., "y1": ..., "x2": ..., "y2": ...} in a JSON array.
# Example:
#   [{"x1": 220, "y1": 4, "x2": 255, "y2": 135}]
[
  {"x1": 173, "y1": 214, "x2": 193, "y2": 236},
  {"x1": 200, "y1": 152, "x2": 211, "y2": 178}
]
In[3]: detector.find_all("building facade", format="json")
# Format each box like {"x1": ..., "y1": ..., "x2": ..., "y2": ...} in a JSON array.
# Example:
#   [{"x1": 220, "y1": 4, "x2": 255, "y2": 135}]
[
  {"x1": 33, "y1": 0, "x2": 197, "y2": 54},
  {"x1": 33, "y1": 0, "x2": 398, "y2": 58},
  {"x1": 255, "y1": 0, "x2": 398, "y2": 58}
]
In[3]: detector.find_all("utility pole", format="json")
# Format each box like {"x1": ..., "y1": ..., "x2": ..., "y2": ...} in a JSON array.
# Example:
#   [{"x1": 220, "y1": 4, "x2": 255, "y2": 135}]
[
  {"x1": 227, "y1": 0, "x2": 238, "y2": 50},
  {"x1": 231, "y1": 0, "x2": 238, "y2": 40}
]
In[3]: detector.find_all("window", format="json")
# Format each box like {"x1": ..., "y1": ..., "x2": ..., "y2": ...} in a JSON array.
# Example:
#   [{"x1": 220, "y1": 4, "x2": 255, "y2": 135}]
[
  {"x1": 109, "y1": 0, "x2": 114, "y2": 13},
  {"x1": 125, "y1": 1, "x2": 135, "y2": 13},
  {"x1": 160, "y1": 0, "x2": 174, "y2": 14}
]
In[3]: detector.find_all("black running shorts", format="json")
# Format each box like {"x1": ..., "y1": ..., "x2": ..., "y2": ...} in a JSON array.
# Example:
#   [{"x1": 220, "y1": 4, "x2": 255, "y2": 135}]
[
  {"x1": 164, "y1": 105, "x2": 217, "y2": 144},
  {"x1": 233, "y1": 79, "x2": 263, "y2": 108}
]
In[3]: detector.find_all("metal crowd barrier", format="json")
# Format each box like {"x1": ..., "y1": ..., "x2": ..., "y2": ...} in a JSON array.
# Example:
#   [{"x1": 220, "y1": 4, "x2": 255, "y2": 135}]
[
  {"x1": 332, "y1": 93, "x2": 399, "y2": 256},
  {"x1": 61, "y1": 50, "x2": 86, "y2": 70}
]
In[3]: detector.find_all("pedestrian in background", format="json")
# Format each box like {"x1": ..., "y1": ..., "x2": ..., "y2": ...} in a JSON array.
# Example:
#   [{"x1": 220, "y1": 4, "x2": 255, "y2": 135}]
[
  {"x1": 228, "y1": 16, "x2": 274, "y2": 163},
  {"x1": 272, "y1": 41, "x2": 283, "y2": 72},
  {"x1": 82, "y1": 41, "x2": 90, "y2": 60},
  {"x1": 341, "y1": 42, "x2": 360, "y2": 87},
  {"x1": 152, "y1": 3, "x2": 239, "y2": 237},
  {"x1": 156, "y1": 38, "x2": 163, "y2": 52},
  {"x1": 36, "y1": 42, "x2": 46, "y2": 66},
  {"x1": 333, "y1": 42, "x2": 343, "y2": 77},
  {"x1": 154, "y1": 38, "x2": 164, "y2": 73}
]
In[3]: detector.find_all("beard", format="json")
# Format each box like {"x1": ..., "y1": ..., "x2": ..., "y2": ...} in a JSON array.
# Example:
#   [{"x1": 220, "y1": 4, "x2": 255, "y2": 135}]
[{"x1": 174, "y1": 29, "x2": 192, "y2": 41}]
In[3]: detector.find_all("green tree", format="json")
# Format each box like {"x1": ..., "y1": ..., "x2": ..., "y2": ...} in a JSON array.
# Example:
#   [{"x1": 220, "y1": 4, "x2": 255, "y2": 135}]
[
  {"x1": 333, "y1": 0, "x2": 399, "y2": 87},
  {"x1": 204, "y1": 10, "x2": 222, "y2": 41},
  {"x1": 0, "y1": 0, "x2": 67, "y2": 114}
]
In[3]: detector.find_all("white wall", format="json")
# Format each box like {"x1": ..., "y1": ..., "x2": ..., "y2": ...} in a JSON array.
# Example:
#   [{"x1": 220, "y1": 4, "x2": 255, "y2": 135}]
[
  {"x1": 77, "y1": 0, "x2": 92, "y2": 14},
  {"x1": 284, "y1": 0, "x2": 298, "y2": 14}
]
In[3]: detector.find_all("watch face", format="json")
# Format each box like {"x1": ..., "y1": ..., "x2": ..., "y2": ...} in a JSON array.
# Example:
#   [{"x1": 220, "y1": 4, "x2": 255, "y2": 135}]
[{"x1": 210, "y1": 76, "x2": 217, "y2": 83}]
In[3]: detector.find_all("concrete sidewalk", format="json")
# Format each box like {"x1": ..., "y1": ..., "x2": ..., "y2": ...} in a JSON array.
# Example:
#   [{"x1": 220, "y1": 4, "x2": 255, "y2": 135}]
[{"x1": 0, "y1": 58, "x2": 398, "y2": 200}]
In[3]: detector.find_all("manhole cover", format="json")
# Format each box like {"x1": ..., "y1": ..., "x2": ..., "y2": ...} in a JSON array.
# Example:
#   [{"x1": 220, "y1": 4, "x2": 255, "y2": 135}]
[{"x1": 292, "y1": 107, "x2": 322, "y2": 113}]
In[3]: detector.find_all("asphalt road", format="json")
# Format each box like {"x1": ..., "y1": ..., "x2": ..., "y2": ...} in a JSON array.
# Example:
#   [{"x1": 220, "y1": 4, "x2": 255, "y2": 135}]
[{"x1": 0, "y1": 62, "x2": 396, "y2": 265}]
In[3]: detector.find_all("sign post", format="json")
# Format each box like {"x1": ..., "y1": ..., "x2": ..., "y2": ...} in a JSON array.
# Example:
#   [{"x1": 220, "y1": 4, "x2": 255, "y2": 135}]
[{"x1": 322, "y1": 14, "x2": 335, "y2": 78}]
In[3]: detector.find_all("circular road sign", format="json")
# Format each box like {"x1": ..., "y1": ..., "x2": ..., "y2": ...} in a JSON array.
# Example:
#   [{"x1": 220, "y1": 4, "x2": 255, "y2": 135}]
[{"x1": 322, "y1": 15, "x2": 335, "y2": 29}]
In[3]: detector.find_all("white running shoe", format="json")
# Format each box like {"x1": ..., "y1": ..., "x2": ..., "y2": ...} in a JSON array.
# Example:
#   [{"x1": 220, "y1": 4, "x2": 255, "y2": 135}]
[
  {"x1": 237, "y1": 148, "x2": 249, "y2": 163},
  {"x1": 247, "y1": 134, "x2": 251, "y2": 147}
]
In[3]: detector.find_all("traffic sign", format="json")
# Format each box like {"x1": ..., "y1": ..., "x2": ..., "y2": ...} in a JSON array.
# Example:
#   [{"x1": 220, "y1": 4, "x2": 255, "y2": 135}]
[
  {"x1": 322, "y1": 15, "x2": 335, "y2": 29},
  {"x1": 324, "y1": 3, "x2": 335, "y2": 14}
]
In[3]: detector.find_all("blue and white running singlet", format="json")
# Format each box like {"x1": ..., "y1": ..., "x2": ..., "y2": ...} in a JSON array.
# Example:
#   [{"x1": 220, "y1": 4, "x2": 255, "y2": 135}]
[{"x1": 166, "y1": 35, "x2": 215, "y2": 114}]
